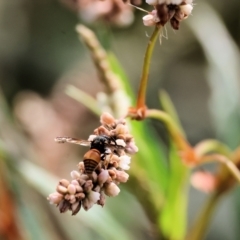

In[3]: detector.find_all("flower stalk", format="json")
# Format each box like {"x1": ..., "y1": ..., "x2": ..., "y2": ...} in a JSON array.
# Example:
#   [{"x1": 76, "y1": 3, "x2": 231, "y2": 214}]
[
  {"x1": 146, "y1": 109, "x2": 191, "y2": 151},
  {"x1": 186, "y1": 192, "x2": 220, "y2": 240},
  {"x1": 200, "y1": 154, "x2": 240, "y2": 183},
  {"x1": 137, "y1": 25, "x2": 161, "y2": 110},
  {"x1": 129, "y1": 25, "x2": 161, "y2": 119}
]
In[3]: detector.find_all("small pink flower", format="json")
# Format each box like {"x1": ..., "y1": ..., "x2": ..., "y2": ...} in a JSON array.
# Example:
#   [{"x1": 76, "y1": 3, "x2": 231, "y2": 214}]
[{"x1": 191, "y1": 171, "x2": 218, "y2": 193}]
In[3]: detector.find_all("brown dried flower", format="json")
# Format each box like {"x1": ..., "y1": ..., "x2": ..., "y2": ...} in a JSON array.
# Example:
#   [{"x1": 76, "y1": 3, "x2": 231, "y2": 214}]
[
  {"x1": 143, "y1": 0, "x2": 193, "y2": 29},
  {"x1": 47, "y1": 112, "x2": 138, "y2": 215}
]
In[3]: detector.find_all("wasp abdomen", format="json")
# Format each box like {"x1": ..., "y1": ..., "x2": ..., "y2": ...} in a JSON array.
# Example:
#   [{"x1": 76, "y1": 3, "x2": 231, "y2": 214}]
[{"x1": 83, "y1": 149, "x2": 101, "y2": 175}]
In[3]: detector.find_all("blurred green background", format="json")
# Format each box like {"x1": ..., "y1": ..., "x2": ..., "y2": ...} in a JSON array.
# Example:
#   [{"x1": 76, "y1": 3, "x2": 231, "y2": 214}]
[{"x1": 1, "y1": 0, "x2": 240, "y2": 239}]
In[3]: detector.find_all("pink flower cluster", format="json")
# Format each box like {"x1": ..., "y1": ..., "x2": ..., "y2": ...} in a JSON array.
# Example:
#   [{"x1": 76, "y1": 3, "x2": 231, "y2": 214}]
[{"x1": 48, "y1": 113, "x2": 138, "y2": 215}]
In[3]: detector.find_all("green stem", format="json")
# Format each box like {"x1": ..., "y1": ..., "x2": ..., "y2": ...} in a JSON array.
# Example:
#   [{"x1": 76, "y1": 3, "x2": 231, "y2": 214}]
[
  {"x1": 146, "y1": 109, "x2": 190, "y2": 150},
  {"x1": 200, "y1": 154, "x2": 240, "y2": 183},
  {"x1": 186, "y1": 193, "x2": 220, "y2": 240},
  {"x1": 194, "y1": 140, "x2": 232, "y2": 159},
  {"x1": 66, "y1": 85, "x2": 101, "y2": 116},
  {"x1": 137, "y1": 26, "x2": 161, "y2": 109}
]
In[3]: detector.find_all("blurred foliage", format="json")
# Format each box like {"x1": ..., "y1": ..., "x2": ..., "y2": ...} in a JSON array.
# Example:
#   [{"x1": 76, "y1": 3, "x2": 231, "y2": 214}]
[{"x1": 1, "y1": 0, "x2": 240, "y2": 240}]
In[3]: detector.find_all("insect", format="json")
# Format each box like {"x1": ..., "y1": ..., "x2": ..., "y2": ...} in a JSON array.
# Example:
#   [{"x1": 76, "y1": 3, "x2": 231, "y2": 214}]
[{"x1": 55, "y1": 135, "x2": 120, "y2": 175}]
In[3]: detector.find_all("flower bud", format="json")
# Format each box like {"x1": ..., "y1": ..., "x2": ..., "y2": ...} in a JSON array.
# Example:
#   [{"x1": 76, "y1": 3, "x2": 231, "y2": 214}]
[
  {"x1": 115, "y1": 124, "x2": 129, "y2": 135},
  {"x1": 59, "y1": 200, "x2": 71, "y2": 213},
  {"x1": 95, "y1": 126, "x2": 110, "y2": 136},
  {"x1": 71, "y1": 201, "x2": 81, "y2": 215},
  {"x1": 92, "y1": 171, "x2": 98, "y2": 182},
  {"x1": 118, "y1": 155, "x2": 131, "y2": 170},
  {"x1": 76, "y1": 192, "x2": 85, "y2": 200},
  {"x1": 143, "y1": 14, "x2": 156, "y2": 27},
  {"x1": 83, "y1": 180, "x2": 93, "y2": 193},
  {"x1": 82, "y1": 191, "x2": 100, "y2": 211},
  {"x1": 47, "y1": 192, "x2": 63, "y2": 205},
  {"x1": 68, "y1": 184, "x2": 76, "y2": 195},
  {"x1": 98, "y1": 170, "x2": 109, "y2": 186},
  {"x1": 100, "y1": 112, "x2": 115, "y2": 126},
  {"x1": 116, "y1": 139, "x2": 126, "y2": 147},
  {"x1": 180, "y1": 4, "x2": 193, "y2": 18},
  {"x1": 56, "y1": 185, "x2": 68, "y2": 194},
  {"x1": 69, "y1": 195, "x2": 76, "y2": 204},
  {"x1": 97, "y1": 192, "x2": 106, "y2": 207},
  {"x1": 104, "y1": 182, "x2": 120, "y2": 197},
  {"x1": 126, "y1": 141, "x2": 138, "y2": 154},
  {"x1": 174, "y1": 9, "x2": 185, "y2": 21},
  {"x1": 70, "y1": 170, "x2": 80, "y2": 180},
  {"x1": 108, "y1": 169, "x2": 117, "y2": 179},
  {"x1": 59, "y1": 179, "x2": 69, "y2": 187},
  {"x1": 115, "y1": 170, "x2": 129, "y2": 183}
]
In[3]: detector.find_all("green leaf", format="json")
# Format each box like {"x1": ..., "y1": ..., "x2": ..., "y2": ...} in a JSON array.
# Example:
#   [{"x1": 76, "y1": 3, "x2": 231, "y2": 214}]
[
  {"x1": 66, "y1": 85, "x2": 101, "y2": 116},
  {"x1": 107, "y1": 52, "x2": 135, "y2": 99},
  {"x1": 159, "y1": 90, "x2": 185, "y2": 137},
  {"x1": 159, "y1": 143, "x2": 189, "y2": 240}
]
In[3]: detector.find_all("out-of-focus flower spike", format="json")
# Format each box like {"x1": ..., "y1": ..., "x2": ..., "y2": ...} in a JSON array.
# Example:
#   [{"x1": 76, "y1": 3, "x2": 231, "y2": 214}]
[
  {"x1": 76, "y1": 25, "x2": 120, "y2": 94},
  {"x1": 76, "y1": 25, "x2": 130, "y2": 117}
]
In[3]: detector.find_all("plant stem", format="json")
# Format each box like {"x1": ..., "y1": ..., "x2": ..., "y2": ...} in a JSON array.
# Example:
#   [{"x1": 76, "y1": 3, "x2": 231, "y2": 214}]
[
  {"x1": 186, "y1": 193, "x2": 220, "y2": 240},
  {"x1": 136, "y1": 26, "x2": 161, "y2": 109},
  {"x1": 201, "y1": 154, "x2": 240, "y2": 183},
  {"x1": 146, "y1": 109, "x2": 190, "y2": 151}
]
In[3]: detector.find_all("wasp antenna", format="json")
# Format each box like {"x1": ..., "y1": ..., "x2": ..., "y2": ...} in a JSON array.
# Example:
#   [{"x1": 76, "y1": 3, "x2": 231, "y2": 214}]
[{"x1": 128, "y1": 3, "x2": 149, "y2": 13}]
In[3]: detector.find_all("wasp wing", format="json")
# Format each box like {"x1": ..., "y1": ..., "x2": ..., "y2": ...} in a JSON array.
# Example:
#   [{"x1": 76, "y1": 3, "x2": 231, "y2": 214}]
[{"x1": 54, "y1": 137, "x2": 91, "y2": 146}]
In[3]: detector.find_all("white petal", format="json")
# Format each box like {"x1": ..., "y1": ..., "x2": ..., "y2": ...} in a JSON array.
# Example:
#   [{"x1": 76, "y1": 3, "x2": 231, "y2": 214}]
[
  {"x1": 119, "y1": 155, "x2": 131, "y2": 170},
  {"x1": 116, "y1": 139, "x2": 126, "y2": 147}
]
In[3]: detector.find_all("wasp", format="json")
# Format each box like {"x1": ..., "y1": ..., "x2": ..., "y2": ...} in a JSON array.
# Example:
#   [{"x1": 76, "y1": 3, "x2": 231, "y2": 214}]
[{"x1": 55, "y1": 135, "x2": 121, "y2": 175}]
